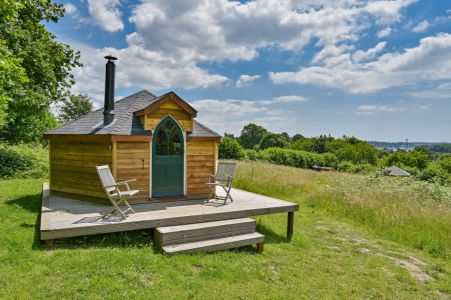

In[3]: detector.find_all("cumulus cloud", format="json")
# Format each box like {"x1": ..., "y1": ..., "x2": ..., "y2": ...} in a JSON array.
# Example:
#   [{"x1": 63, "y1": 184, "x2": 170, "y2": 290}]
[
  {"x1": 412, "y1": 20, "x2": 430, "y2": 32},
  {"x1": 190, "y1": 95, "x2": 306, "y2": 133},
  {"x1": 87, "y1": 0, "x2": 124, "y2": 32},
  {"x1": 64, "y1": 3, "x2": 77, "y2": 14},
  {"x1": 73, "y1": 0, "x2": 421, "y2": 98},
  {"x1": 236, "y1": 75, "x2": 261, "y2": 88},
  {"x1": 377, "y1": 27, "x2": 393, "y2": 38},
  {"x1": 270, "y1": 33, "x2": 451, "y2": 93}
]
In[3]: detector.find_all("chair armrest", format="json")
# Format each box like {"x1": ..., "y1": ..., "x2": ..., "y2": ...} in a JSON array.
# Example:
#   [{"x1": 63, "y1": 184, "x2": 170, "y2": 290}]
[
  {"x1": 115, "y1": 179, "x2": 136, "y2": 191},
  {"x1": 116, "y1": 179, "x2": 137, "y2": 185}
]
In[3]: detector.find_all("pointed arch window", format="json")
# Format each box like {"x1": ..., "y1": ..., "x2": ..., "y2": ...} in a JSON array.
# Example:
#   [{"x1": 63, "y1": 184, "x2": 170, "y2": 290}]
[{"x1": 155, "y1": 118, "x2": 182, "y2": 155}]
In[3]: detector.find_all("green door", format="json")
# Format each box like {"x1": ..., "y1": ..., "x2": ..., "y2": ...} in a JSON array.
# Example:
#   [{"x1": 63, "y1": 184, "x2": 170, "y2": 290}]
[{"x1": 152, "y1": 116, "x2": 184, "y2": 198}]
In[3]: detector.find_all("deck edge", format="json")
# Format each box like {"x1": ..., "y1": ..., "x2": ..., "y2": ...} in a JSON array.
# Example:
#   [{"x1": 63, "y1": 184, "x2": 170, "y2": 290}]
[{"x1": 40, "y1": 183, "x2": 51, "y2": 238}]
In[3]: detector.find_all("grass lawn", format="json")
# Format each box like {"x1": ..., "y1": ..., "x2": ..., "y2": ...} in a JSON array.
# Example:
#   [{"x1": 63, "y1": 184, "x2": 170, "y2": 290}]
[{"x1": 0, "y1": 162, "x2": 450, "y2": 299}]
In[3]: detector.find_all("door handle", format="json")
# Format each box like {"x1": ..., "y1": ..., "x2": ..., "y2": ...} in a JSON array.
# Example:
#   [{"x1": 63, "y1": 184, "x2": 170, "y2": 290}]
[{"x1": 141, "y1": 159, "x2": 144, "y2": 169}]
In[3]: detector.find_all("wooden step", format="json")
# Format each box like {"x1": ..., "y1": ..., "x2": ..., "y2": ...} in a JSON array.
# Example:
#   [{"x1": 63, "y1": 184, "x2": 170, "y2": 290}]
[
  {"x1": 155, "y1": 218, "x2": 256, "y2": 247},
  {"x1": 162, "y1": 232, "x2": 265, "y2": 254}
]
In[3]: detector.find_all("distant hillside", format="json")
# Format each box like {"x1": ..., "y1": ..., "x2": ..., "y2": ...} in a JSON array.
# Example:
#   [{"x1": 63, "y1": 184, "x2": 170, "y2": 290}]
[{"x1": 367, "y1": 141, "x2": 451, "y2": 152}]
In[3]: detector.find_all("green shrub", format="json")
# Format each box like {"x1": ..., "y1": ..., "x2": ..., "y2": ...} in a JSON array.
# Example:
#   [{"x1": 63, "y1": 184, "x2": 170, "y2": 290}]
[
  {"x1": 244, "y1": 149, "x2": 258, "y2": 161},
  {"x1": 0, "y1": 143, "x2": 48, "y2": 178},
  {"x1": 337, "y1": 161, "x2": 377, "y2": 174},
  {"x1": 218, "y1": 137, "x2": 246, "y2": 160},
  {"x1": 258, "y1": 147, "x2": 338, "y2": 169}
]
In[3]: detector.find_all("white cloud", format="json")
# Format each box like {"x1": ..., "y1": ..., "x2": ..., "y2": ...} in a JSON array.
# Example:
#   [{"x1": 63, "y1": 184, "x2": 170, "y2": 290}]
[
  {"x1": 270, "y1": 95, "x2": 309, "y2": 103},
  {"x1": 352, "y1": 42, "x2": 387, "y2": 62},
  {"x1": 64, "y1": 3, "x2": 77, "y2": 14},
  {"x1": 412, "y1": 20, "x2": 430, "y2": 32},
  {"x1": 358, "y1": 104, "x2": 406, "y2": 112},
  {"x1": 408, "y1": 81, "x2": 451, "y2": 99},
  {"x1": 190, "y1": 95, "x2": 305, "y2": 134},
  {"x1": 73, "y1": 0, "x2": 420, "y2": 99},
  {"x1": 357, "y1": 104, "x2": 406, "y2": 115},
  {"x1": 87, "y1": 0, "x2": 124, "y2": 32},
  {"x1": 270, "y1": 33, "x2": 451, "y2": 93},
  {"x1": 236, "y1": 75, "x2": 261, "y2": 88},
  {"x1": 70, "y1": 42, "x2": 229, "y2": 107},
  {"x1": 377, "y1": 27, "x2": 392, "y2": 38}
]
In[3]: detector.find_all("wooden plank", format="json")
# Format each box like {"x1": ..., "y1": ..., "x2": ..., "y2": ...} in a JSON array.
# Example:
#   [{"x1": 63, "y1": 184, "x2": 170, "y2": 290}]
[
  {"x1": 112, "y1": 141, "x2": 117, "y2": 178},
  {"x1": 186, "y1": 136, "x2": 221, "y2": 142},
  {"x1": 162, "y1": 233, "x2": 265, "y2": 254},
  {"x1": 156, "y1": 218, "x2": 256, "y2": 246},
  {"x1": 45, "y1": 134, "x2": 111, "y2": 142},
  {"x1": 40, "y1": 183, "x2": 50, "y2": 232},
  {"x1": 111, "y1": 135, "x2": 151, "y2": 142}
]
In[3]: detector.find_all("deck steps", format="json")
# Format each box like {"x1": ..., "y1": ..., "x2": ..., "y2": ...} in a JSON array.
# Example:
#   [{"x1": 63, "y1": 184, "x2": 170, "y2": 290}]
[
  {"x1": 155, "y1": 218, "x2": 265, "y2": 254},
  {"x1": 162, "y1": 232, "x2": 265, "y2": 254}
]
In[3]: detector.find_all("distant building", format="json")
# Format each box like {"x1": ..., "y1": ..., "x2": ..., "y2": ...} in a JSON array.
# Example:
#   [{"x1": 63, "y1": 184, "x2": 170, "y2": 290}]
[{"x1": 385, "y1": 166, "x2": 411, "y2": 177}]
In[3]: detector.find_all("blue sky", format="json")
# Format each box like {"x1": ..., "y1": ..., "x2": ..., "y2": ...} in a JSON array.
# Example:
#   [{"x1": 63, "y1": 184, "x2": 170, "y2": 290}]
[{"x1": 47, "y1": 0, "x2": 451, "y2": 142}]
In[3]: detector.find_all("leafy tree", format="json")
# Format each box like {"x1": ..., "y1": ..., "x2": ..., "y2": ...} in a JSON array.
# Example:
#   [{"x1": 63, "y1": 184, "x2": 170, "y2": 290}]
[
  {"x1": 382, "y1": 148, "x2": 430, "y2": 170},
  {"x1": 58, "y1": 94, "x2": 94, "y2": 123},
  {"x1": 0, "y1": 1, "x2": 81, "y2": 143},
  {"x1": 292, "y1": 133, "x2": 304, "y2": 142},
  {"x1": 219, "y1": 137, "x2": 245, "y2": 160},
  {"x1": 259, "y1": 133, "x2": 290, "y2": 150},
  {"x1": 326, "y1": 136, "x2": 379, "y2": 164},
  {"x1": 239, "y1": 123, "x2": 268, "y2": 149}
]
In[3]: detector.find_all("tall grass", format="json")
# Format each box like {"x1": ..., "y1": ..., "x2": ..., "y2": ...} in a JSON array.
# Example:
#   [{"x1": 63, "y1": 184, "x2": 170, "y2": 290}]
[{"x1": 233, "y1": 160, "x2": 451, "y2": 259}]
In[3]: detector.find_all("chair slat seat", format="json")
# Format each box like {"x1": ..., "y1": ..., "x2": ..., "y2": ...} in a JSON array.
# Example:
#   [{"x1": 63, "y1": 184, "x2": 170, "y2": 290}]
[{"x1": 96, "y1": 165, "x2": 137, "y2": 219}]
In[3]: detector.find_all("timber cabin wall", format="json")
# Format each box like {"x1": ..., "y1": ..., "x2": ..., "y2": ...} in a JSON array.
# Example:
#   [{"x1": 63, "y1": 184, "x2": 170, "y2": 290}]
[
  {"x1": 114, "y1": 141, "x2": 150, "y2": 200},
  {"x1": 48, "y1": 135, "x2": 111, "y2": 204},
  {"x1": 186, "y1": 140, "x2": 218, "y2": 199}
]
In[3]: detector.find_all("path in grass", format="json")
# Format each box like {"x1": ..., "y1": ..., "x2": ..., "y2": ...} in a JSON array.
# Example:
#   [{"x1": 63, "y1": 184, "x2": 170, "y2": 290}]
[{"x1": 0, "y1": 178, "x2": 449, "y2": 299}]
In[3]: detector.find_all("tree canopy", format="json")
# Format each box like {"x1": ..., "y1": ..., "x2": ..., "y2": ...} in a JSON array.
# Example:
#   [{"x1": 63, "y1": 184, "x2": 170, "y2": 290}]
[
  {"x1": 58, "y1": 94, "x2": 94, "y2": 123},
  {"x1": 239, "y1": 123, "x2": 268, "y2": 149},
  {"x1": 0, "y1": 0, "x2": 80, "y2": 143}
]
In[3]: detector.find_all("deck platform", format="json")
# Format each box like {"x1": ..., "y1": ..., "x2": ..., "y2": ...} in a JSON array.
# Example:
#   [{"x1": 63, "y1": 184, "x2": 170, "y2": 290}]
[{"x1": 40, "y1": 183, "x2": 299, "y2": 241}]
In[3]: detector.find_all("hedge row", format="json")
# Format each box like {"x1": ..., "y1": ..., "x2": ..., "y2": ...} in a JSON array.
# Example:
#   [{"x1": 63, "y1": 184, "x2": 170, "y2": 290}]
[
  {"x1": 0, "y1": 143, "x2": 48, "y2": 179},
  {"x1": 250, "y1": 147, "x2": 338, "y2": 169}
]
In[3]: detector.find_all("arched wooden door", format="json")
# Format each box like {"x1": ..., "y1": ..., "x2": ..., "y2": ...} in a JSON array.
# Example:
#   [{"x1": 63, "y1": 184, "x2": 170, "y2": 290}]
[{"x1": 152, "y1": 116, "x2": 184, "y2": 197}]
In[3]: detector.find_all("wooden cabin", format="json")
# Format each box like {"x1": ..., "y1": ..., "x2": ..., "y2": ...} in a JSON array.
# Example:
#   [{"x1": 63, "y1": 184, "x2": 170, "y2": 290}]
[{"x1": 45, "y1": 87, "x2": 221, "y2": 204}]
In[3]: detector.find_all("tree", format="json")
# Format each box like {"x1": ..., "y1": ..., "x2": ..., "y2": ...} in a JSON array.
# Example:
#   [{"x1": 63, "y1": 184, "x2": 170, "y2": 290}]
[
  {"x1": 0, "y1": 1, "x2": 81, "y2": 143},
  {"x1": 219, "y1": 137, "x2": 245, "y2": 160},
  {"x1": 239, "y1": 123, "x2": 268, "y2": 149},
  {"x1": 259, "y1": 133, "x2": 290, "y2": 150},
  {"x1": 292, "y1": 133, "x2": 304, "y2": 142},
  {"x1": 58, "y1": 94, "x2": 94, "y2": 123}
]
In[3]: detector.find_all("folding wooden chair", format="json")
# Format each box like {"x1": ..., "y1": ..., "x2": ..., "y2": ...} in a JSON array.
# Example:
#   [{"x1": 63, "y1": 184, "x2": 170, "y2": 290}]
[
  {"x1": 96, "y1": 165, "x2": 137, "y2": 219},
  {"x1": 206, "y1": 162, "x2": 237, "y2": 204}
]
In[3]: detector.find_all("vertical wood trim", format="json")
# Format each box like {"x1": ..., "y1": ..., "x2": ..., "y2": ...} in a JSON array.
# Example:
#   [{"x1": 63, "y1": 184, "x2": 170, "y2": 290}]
[
  {"x1": 144, "y1": 115, "x2": 148, "y2": 130},
  {"x1": 183, "y1": 131, "x2": 187, "y2": 196},
  {"x1": 149, "y1": 140, "x2": 152, "y2": 199},
  {"x1": 112, "y1": 141, "x2": 117, "y2": 178},
  {"x1": 213, "y1": 142, "x2": 218, "y2": 174},
  {"x1": 48, "y1": 141, "x2": 51, "y2": 189}
]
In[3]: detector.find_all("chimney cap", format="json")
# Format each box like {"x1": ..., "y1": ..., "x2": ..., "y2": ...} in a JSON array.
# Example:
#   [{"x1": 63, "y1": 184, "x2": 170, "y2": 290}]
[{"x1": 104, "y1": 55, "x2": 118, "y2": 61}]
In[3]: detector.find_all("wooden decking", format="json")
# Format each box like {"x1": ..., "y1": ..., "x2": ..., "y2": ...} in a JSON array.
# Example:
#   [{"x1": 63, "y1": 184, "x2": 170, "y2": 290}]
[{"x1": 40, "y1": 183, "x2": 299, "y2": 241}]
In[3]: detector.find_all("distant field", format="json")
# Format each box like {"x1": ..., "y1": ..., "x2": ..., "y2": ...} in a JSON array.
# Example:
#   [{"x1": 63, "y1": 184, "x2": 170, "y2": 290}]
[{"x1": 0, "y1": 162, "x2": 450, "y2": 299}]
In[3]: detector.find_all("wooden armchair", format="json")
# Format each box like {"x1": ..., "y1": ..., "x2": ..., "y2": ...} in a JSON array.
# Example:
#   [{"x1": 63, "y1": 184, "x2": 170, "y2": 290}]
[
  {"x1": 205, "y1": 162, "x2": 237, "y2": 204},
  {"x1": 96, "y1": 165, "x2": 137, "y2": 219}
]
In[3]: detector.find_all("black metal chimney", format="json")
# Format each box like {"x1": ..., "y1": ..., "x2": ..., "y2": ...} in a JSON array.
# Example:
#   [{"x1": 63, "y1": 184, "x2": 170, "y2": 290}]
[{"x1": 103, "y1": 55, "x2": 117, "y2": 125}]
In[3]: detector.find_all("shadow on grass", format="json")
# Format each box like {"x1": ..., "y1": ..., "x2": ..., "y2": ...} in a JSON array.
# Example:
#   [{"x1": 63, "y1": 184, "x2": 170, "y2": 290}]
[{"x1": 256, "y1": 222, "x2": 288, "y2": 244}]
